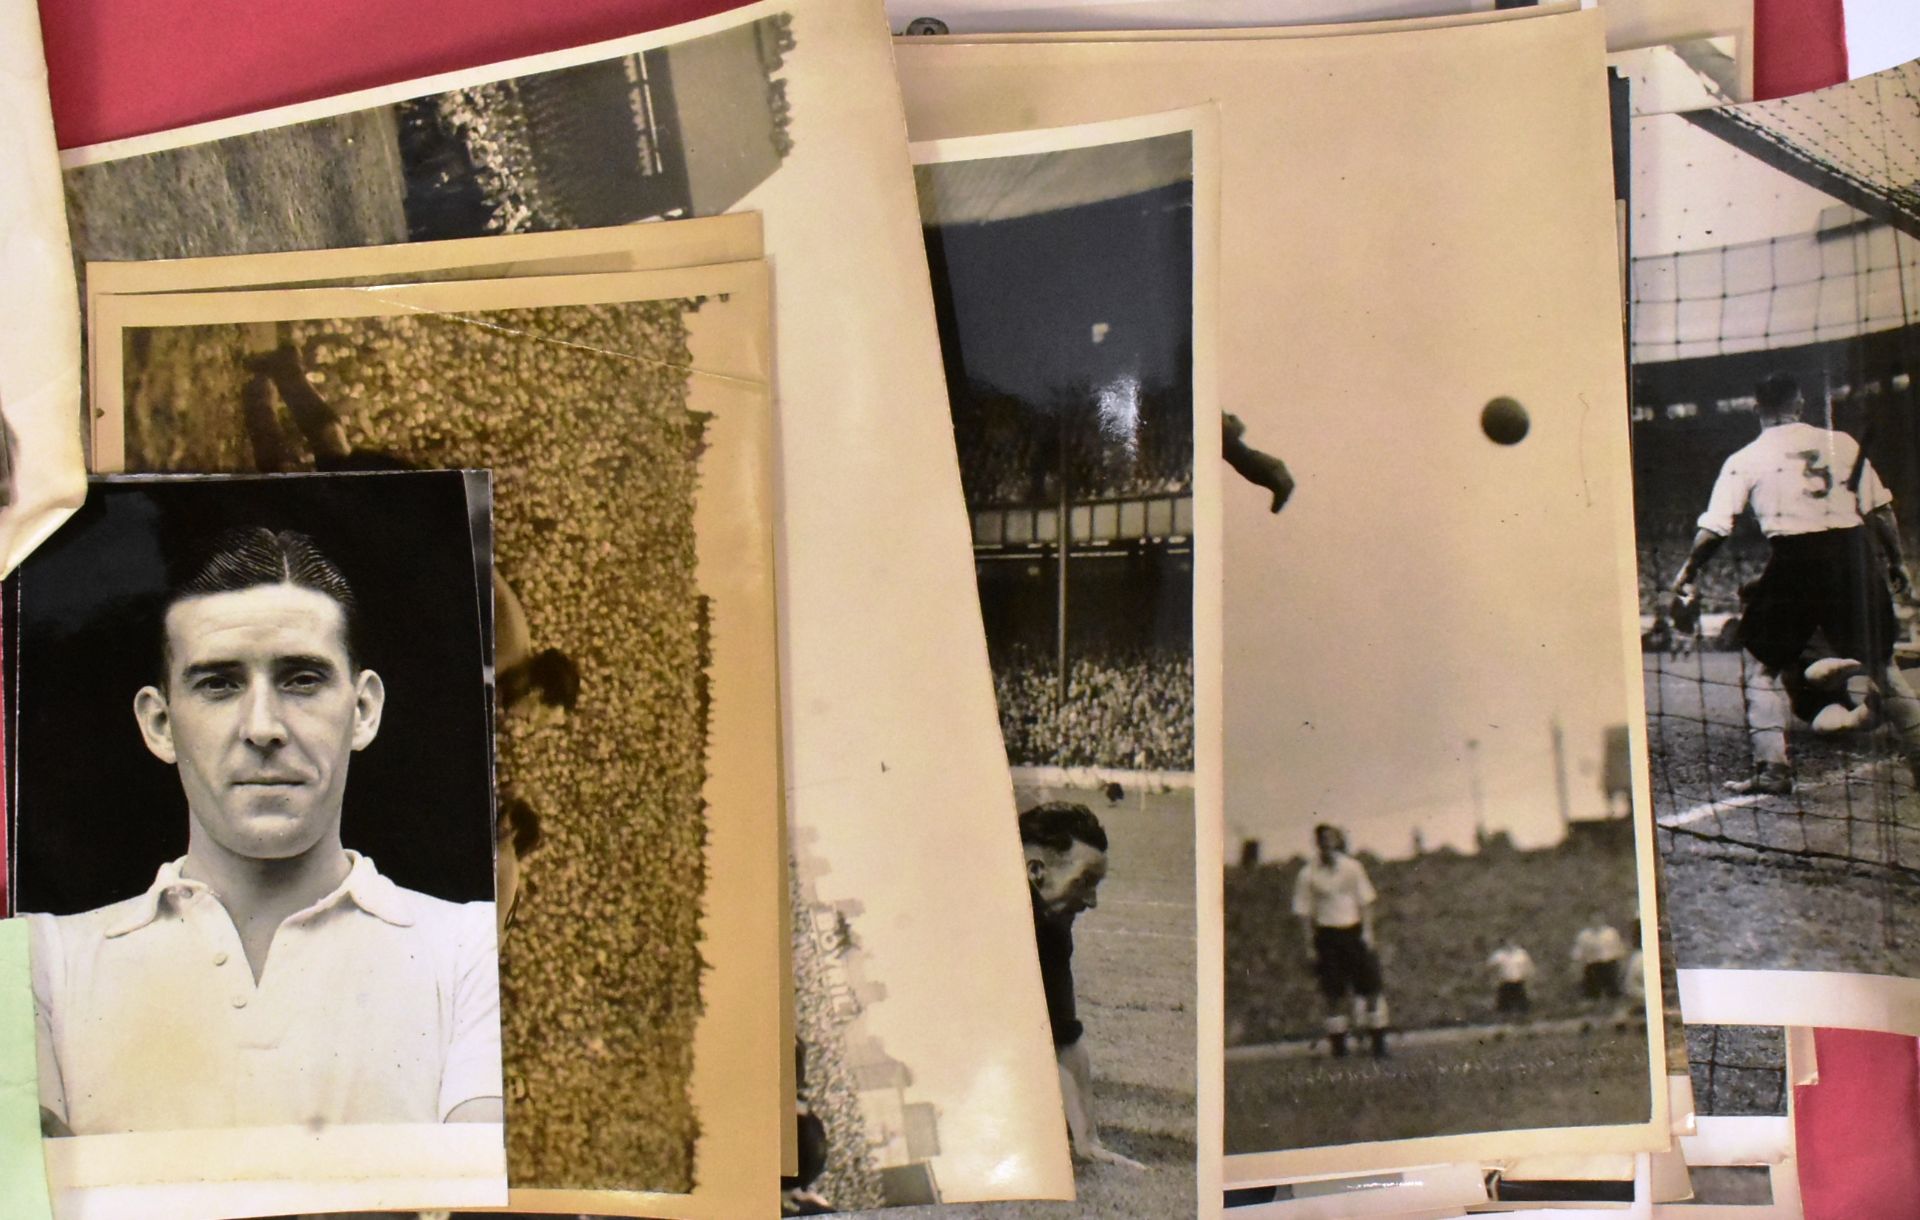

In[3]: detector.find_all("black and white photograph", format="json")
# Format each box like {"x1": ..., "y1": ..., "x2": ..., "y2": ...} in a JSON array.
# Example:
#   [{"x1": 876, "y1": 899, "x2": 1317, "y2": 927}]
[
  {"x1": 1225, "y1": 766, "x2": 1653, "y2": 1158},
  {"x1": 1629, "y1": 61, "x2": 1920, "y2": 1004},
  {"x1": 1608, "y1": 37, "x2": 1744, "y2": 118},
  {"x1": 892, "y1": 13, "x2": 1671, "y2": 1180},
  {"x1": 86, "y1": 257, "x2": 783, "y2": 1217},
  {"x1": 1671, "y1": 1026, "x2": 1808, "y2": 1212},
  {"x1": 4, "y1": 470, "x2": 506, "y2": 1213},
  {"x1": 896, "y1": 110, "x2": 1220, "y2": 1219},
  {"x1": 65, "y1": 15, "x2": 796, "y2": 260},
  {"x1": 1687, "y1": 1024, "x2": 1789, "y2": 1120}
]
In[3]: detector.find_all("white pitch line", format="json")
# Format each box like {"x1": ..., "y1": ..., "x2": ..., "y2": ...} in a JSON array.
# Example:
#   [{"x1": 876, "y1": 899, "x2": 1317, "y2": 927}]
[
  {"x1": 1225, "y1": 1016, "x2": 1621, "y2": 1061},
  {"x1": 1658, "y1": 762, "x2": 1883, "y2": 830},
  {"x1": 1079, "y1": 927, "x2": 1194, "y2": 943},
  {"x1": 1660, "y1": 792, "x2": 1769, "y2": 829}
]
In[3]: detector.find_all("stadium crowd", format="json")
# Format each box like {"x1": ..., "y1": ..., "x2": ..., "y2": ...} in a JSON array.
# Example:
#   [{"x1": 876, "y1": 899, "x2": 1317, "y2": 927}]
[
  {"x1": 789, "y1": 862, "x2": 886, "y2": 1214},
  {"x1": 1636, "y1": 530, "x2": 1768, "y2": 618},
  {"x1": 951, "y1": 381, "x2": 1194, "y2": 508},
  {"x1": 413, "y1": 82, "x2": 557, "y2": 235},
  {"x1": 992, "y1": 644, "x2": 1195, "y2": 771}
]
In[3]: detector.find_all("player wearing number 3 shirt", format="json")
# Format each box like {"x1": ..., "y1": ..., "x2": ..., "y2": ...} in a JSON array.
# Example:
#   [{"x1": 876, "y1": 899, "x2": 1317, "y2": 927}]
[{"x1": 1671, "y1": 373, "x2": 1920, "y2": 794}]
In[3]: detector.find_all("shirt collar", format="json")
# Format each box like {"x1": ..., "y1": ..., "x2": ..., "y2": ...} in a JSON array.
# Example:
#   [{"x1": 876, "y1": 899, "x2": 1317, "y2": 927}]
[{"x1": 105, "y1": 849, "x2": 416, "y2": 938}]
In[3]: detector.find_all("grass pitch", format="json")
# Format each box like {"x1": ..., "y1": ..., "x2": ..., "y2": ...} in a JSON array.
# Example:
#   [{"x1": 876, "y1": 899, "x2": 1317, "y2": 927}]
[
  {"x1": 1226, "y1": 1025, "x2": 1650, "y2": 1154},
  {"x1": 66, "y1": 108, "x2": 410, "y2": 261},
  {"x1": 1647, "y1": 649, "x2": 1920, "y2": 976},
  {"x1": 864, "y1": 782, "x2": 1198, "y2": 1219}
]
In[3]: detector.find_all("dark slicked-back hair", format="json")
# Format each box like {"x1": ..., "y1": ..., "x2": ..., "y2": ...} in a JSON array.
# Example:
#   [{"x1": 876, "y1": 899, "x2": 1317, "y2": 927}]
[
  {"x1": 1019, "y1": 801, "x2": 1108, "y2": 855},
  {"x1": 1313, "y1": 823, "x2": 1346, "y2": 852},
  {"x1": 159, "y1": 526, "x2": 362, "y2": 683},
  {"x1": 1755, "y1": 373, "x2": 1803, "y2": 419}
]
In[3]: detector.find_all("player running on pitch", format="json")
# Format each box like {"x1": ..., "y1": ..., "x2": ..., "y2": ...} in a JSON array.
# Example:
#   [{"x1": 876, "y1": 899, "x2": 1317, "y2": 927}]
[
  {"x1": 1670, "y1": 372, "x2": 1920, "y2": 795},
  {"x1": 1294, "y1": 824, "x2": 1389, "y2": 1058}
]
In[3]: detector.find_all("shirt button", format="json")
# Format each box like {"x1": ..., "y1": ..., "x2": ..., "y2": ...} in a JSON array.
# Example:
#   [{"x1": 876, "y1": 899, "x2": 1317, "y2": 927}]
[
  {"x1": 213, "y1": 952, "x2": 229, "y2": 967},
  {"x1": 230, "y1": 995, "x2": 248, "y2": 1009}
]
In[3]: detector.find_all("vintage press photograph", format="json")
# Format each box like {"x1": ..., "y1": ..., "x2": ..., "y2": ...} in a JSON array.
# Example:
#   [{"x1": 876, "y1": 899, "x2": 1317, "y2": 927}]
[
  {"x1": 889, "y1": 14, "x2": 1671, "y2": 1177},
  {"x1": 88, "y1": 260, "x2": 781, "y2": 1216},
  {"x1": 66, "y1": 4, "x2": 1079, "y2": 1200},
  {"x1": 1630, "y1": 62, "x2": 1920, "y2": 998},
  {"x1": 1225, "y1": 749, "x2": 1654, "y2": 1157},
  {"x1": 887, "y1": 109, "x2": 1220, "y2": 1219},
  {"x1": 4, "y1": 471, "x2": 506, "y2": 1213},
  {"x1": 66, "y1": 14, "x2": 797, "y2": 258}
]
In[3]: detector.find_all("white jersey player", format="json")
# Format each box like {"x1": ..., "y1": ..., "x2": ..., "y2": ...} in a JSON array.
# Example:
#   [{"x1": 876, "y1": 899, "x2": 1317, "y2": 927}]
[
  {"x1": 1294, "y1": 824, "x2": 1388, "y2": 1058},
  {"x1": 1671, "y1": 373, "x2": 1920, "y2": 795},
  {"x1": 1488, "y1": 937, "x2": 1535, "y2": 1019}
]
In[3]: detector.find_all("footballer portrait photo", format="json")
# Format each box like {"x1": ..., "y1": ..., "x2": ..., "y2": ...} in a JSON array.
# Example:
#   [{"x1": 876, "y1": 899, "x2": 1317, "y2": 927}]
[{"x1": 6, "y1": 472, "x2": 500, "y2": 1150}]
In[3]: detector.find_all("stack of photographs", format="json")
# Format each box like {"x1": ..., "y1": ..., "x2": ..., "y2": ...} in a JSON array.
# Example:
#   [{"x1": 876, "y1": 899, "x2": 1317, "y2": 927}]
[
  {"x1": 894, "y1": 4, "x2": 1674, "y2": 1216},
  {"x1": 40, "y1": 0, "x2": 1080, "y2": 1214},
  {"x1": 10, "y1": 469, "x2": 510, "y2": 1214},
  {"x1": 10, "y1": 220, "x2": 783, "y2": 1217},
  {"x1": 7, "y1": 0, "x2": 1920, "y2": 1214}
]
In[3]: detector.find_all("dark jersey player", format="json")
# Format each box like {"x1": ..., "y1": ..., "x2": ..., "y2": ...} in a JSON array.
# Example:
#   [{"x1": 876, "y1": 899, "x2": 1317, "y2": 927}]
[{"x1": 1022, "y1": 801, "x2": 1144, "y2": 1169}]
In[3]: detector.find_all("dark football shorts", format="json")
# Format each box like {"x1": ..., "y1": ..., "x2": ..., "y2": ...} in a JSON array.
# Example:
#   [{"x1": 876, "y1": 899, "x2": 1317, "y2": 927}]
[
  {"x1": 1739, "y1": 527, "x2": 1896, "y2": 673},
  {"x1": 1313, "y1": 925, "x2": 1383, "y2": 1001},
  {"x1": 1582, "y1": 960, "x2": 1623, "y2": 1000},
  {"x1": 1496, "y1": 981, "x2": 1530, "y2": 1014}
]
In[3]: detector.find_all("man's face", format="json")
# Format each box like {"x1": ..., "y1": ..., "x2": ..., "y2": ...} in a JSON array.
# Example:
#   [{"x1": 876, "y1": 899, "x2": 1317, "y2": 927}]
[
  {"x1": 1027, "y1": 839, "x2": 1108, "y2": 923},
  {"x1": 1315, "y1": 827, "x2": 1342, "y2": 859},
  {"x1": 134, "y1": 583, "x2": 384, "y2": 862}
]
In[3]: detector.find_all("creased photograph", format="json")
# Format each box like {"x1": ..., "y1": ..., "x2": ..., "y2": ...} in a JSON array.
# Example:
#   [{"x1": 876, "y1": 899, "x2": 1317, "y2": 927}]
[
  {"x1": 894, "y1": 5, "x2": 1669, "y2": 1182},
  {"x1": 85, "y1": 260, "x2": 781, "y2": 1219},
  {"x1": 62, "y1": 2, "x2": 1076, "y2": 1201},
  {"x1": 5, "y1": 470, "x2": 505, "y2": 1217},
  {"x1": 838, "y1": 107, "x2": 1222, "y2": 1219},
  {"x1": 0, "y1": 0, "x2": 85, "y2": 578}
]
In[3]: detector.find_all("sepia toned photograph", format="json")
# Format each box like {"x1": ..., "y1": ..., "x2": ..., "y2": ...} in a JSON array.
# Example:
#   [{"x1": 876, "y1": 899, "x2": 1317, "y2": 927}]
[
  {"x1": 5, "y1": 470, "x2": 505, "y2": 1215},
  {"x1": 1629, "y1": 61, "x2": 1920, "y2": 1003},
  {"x1": 65, "y1": 16, "x2": 796, "y2": 263},
  {"x1": 87, "y1": 258, "x2": 782, "y2": 1217}
]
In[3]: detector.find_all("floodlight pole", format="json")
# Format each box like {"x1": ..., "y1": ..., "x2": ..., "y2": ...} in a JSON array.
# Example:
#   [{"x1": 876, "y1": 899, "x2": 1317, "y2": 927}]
[
  {"x1": 1551, "y1": 716, "x2": 1571, "y2": 830},
  {"x1": 1056, "y1": 407, "x2": 1071, "y2": 708},
  {"x1": 1467, "y1": 738, "x2": 1486, "y2": 844}
]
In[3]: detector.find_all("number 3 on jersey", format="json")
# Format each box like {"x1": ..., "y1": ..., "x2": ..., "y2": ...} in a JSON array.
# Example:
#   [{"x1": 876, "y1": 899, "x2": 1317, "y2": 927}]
[{"x1": 1791, "y1": 449, "x2": 1833, "y2": 499}]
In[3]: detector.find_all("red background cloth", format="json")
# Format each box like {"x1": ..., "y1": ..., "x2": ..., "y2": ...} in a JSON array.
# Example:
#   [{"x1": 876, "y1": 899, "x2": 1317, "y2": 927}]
[
  {"x1": 1754, "y1": 0, "x2": 1850, "y2": 100},
  {"x1": 37, "y1": 0, "x2": 745, "y2": 150},
  {"x1": 1795, "y1": 1028, "x2": 1920, "y2": 1220},
  {"x1": 37, "y1": 0, "x2": 1844, "y2": 151}
]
